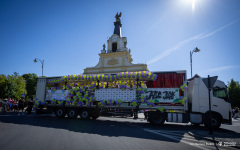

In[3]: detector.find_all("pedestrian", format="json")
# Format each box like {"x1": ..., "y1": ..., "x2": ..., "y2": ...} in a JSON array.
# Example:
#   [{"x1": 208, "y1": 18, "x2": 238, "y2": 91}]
[
  {"x1": 18, "y1": 97, "x2": 24, "y2": 115},
  {"x1": 8, "y1": 98, "x2": 12, "y2": 111},
  {"x1": 2, "y1": 99, "x2": 7, "y2": 112},
  {"x1": 5, "y1": 99, "x2": 9, "y2": 111},
  {"x1": 233, "y1": 107, "x2": 240, "y2": 119},
  {"x1": 26, "y1": 97, "x2": 34, "y2": 114},
  {"x1": 13, "y1": 100, "x2": 17, "y2": 112},
  {"x1": 232, "y1": 107, "x2": 236, "y2": 117}
]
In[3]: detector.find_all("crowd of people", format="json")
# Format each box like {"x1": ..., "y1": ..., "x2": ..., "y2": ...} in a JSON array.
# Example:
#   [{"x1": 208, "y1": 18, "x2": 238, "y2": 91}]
[{"x1": 0, "y1": 97, "x2": 34, "y2": 115}]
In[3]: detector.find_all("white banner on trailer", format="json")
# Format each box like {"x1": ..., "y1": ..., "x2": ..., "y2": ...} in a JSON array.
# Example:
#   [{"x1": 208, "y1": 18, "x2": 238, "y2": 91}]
[
  {"x1": 95, "y1": 88, "x2": 136, "y2": 102},
  {"x1": 143, "y1": 88, "x2": 179, "y2": 102},
  {"x1": 46, "y1": 90, "x2": 69, "y2": 100}
]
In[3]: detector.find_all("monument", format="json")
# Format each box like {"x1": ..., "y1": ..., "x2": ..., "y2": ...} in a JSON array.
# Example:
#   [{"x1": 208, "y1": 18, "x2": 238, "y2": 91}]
[{"x1": 84, "y1": 12, "x2": 148, "y2": 74}]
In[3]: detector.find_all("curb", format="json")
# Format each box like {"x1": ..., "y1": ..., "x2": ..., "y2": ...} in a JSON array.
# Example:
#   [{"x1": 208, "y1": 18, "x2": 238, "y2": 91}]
[{"x1": 188, "y1": 131, "x2": 240, "y2": 149}]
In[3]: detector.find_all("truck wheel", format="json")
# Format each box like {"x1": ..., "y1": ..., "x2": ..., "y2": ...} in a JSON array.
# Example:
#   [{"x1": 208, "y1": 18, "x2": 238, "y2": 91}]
[
  {"x1": 148, "y1": 112, "x2": 166, "y2": 125},
  {"x1": 204, "y1": 113, "x2": 221, "y2": 130},
  {"x1": 67, "y1": 109, "x2": 78, "y2": 119},
  {"x1": 80, "y1": 109, "x2": 90, "y2": 119},
  {"x1": 55, "y1": 108, "x2": 66, "y2": 118}
]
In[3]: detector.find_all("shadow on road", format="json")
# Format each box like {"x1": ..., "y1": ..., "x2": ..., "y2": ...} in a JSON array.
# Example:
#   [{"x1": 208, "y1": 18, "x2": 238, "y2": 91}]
[{"x1": 0, "y1": 112, "x2": 239, "y2": 144}]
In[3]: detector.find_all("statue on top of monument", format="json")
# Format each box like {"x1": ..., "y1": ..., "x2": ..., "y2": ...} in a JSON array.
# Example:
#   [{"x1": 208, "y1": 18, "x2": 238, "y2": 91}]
[
  {"x1": 103, "y1": 43, "x2": 106, "y2": 50},
  {"x1": 115, "y1": 12, "x2": 122, "y2": 22}
]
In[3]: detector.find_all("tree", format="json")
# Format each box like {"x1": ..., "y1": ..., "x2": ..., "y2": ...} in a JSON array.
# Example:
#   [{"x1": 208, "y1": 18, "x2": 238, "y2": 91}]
[
  {"x1": 14, "y1": 75, "x2": 27, "y2": 99},
  {"x1": 7, "y1": 75, "x2": 18, "y2": 99},
  {"x1": 228, "y1": 79, "x2": 240, "y2": 108},
  {"x1": 13, "y1": 72, "x2": 19, "y2": 77},
  {"x1": 0, "y1": 73, "x2": 27, "y2": 99},
  {"x1": 0, "y1": 74, "x2": 8, "y2": 98},
  {"x1": 9, "y1": 74, "x2": 27, "y2": 99},
  {"x1": 22, "y1": 73, "x2": 38, "y2": 99}
]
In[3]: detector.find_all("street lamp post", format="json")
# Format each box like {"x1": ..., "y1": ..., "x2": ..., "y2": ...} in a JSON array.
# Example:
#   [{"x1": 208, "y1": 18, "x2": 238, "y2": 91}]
[
  {"x1": 34, "y1": 58, "x2": 44, "y2": 76},
  {"x1": 190, "y1": 47, "x2": 200, "y2": 77}
]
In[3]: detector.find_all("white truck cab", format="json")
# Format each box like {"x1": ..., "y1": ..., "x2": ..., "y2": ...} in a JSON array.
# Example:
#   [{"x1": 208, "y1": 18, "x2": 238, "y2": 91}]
[{"x1": 187, "y1": 75, "x2": 232, "y2": 128}]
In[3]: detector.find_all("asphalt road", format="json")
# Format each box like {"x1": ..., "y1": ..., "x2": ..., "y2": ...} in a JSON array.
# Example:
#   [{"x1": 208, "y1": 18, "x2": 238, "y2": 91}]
[{"x1": 0, "y1": 112, "x2": 239, "y2": 150}]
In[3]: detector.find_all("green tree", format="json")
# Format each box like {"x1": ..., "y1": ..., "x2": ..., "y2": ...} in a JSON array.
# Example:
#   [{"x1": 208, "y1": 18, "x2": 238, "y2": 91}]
[
  {"x1": 0, "y1": 74, "x2": 8, "y2": 98},
  {"x1": 15, "y1": 75, "x2": 27, "y2": 99},
  {"x1": 0, "y1": 73, "x2": 27, "y2": 99},
  {"x1": 13, "y1": 72, "x2": 19, "y2": 77},
  {"x1": 22, "y1": 73, "x2": 38, "y2": 99},
  {"x1": 7, "y1": 75, "x2": 18, "y2": 99},
  {"x1": 228, "y1": 79, "x2": 240, "y2": 108}
]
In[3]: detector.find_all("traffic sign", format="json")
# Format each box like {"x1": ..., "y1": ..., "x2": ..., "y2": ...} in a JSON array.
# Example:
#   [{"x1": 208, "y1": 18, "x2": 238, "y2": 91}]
[
  {"x1": 202, "y1": 75, "x2": 218, "y2": 135},
  {"x1": 202, "y1": 76, "x2": 218, "y2": 89}
]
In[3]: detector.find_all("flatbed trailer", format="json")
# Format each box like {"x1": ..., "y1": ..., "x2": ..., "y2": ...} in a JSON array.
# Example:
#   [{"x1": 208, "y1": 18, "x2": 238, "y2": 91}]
[{"x1": 35, "y1": 70, "x2": 231, "y2": 129}]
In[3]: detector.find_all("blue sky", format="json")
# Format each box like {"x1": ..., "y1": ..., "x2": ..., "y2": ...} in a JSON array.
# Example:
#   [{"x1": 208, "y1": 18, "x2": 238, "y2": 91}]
[{"x1": 0, "y1": 0, "x2": 240, "y2": 84}]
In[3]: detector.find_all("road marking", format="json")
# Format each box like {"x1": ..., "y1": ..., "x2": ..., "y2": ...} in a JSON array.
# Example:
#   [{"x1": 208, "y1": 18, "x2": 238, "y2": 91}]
[
  {"x1": 144, "y1": 129, "x2": 213, "y2": 150},
  {"x1": 145, "y1": 130, "x2": 237, "y2": 150}
]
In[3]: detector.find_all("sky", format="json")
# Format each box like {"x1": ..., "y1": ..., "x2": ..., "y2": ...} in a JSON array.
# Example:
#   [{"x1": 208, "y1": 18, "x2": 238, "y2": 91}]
[{"x1": 0, "y1": 0, "x2": 240, "y2": 84}]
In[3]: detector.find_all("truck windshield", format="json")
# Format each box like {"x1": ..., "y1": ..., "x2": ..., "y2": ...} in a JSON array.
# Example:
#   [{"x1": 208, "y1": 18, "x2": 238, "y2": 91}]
[{"x1": 213, "y1": 87, "x2": 229, "y2": 102}]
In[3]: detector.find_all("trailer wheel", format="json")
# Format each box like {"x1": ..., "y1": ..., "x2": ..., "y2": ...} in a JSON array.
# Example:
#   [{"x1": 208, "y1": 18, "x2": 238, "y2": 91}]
[
  {"x1": 148, "y1": 111, "x2": 166, "y2": 125},
  {"x1": 55, "y1": 108, "x2": 66, "y2": 118},
  {"x1": 80, "y1": 109, "x2": 90, "y2": 119},
  {"x1": 67, "y1": 109, "x2": 78, "y2": 119},
  {"x1": 204, "y1": 113, "x2": 221, "y2": 130}
]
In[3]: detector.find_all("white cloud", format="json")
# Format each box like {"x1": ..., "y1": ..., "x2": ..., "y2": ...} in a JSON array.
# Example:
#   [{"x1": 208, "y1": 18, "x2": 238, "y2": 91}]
[
  {"x1": 147, "y1": 20, "x2": 237, "y2": 65},
  {"x1": 197, "y1": 20, "x2": 237, "y2": 39},
  {"x1": 146, "y1": 33, "x2": 203, "y2": 64},
  {"x1": 202, "y1": 66, "x2": 238, "y2": 73},
  {"x1": 146, "y1": 16, "x2": 167, "y2": 33}
]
